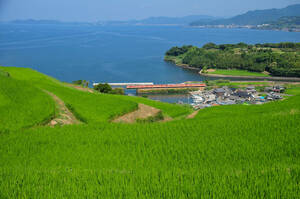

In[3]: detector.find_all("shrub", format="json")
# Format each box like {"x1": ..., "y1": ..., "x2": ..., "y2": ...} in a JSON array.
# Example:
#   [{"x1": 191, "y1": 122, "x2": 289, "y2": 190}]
[
  {"x1": 0, "y1": 69, "x2": 10, "y2": 77},
  {"x1": 136, "y1": 111, "x2": 164, "y2": 123},
  {"x1": 94, "y1": 83, "x2": 112, "y2": 93},
  {"x1": 108, "y1": 88, "x2": 125, "y2": 95},
  {"x1": 72, "y1": 80, "x2": 89, "y2": 87}
]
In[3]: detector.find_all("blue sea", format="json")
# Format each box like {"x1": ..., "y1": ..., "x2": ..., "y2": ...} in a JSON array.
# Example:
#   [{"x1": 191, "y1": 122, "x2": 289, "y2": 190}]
[{"x1": 1, "y1": 24, "x2": 300, "y2": 85}]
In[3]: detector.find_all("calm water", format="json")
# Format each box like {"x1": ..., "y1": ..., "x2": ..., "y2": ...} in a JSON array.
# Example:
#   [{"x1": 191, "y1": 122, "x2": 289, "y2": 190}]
[
  {"x1": 1, "y1": 24, "x2": 300, "y2": 84},
  {"x1": 1, "y1": 24, "x2": 299, "y2": 103}
]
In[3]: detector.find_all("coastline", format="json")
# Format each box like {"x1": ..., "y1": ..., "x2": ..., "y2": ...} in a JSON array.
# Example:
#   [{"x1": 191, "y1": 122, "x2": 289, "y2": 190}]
[
  {"x1": 165, "y1": 59, "x2": 200, "y2": 71},
  {"x1": 173, "y1": 63, "x2": 200, "y2": 71},
  {"x1": 165, "y1": 58, "x2": 300, "y2": 81},
  {"x1": 191, "y1": 25, "x2": 300, "y2": 32}
]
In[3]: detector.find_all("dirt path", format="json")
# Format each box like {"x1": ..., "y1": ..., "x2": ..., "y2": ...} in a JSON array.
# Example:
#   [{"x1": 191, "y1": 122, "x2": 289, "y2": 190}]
[
  {"x1": 113, "y1": 104, "x2": 162, "y2": 123},
  {"x1": 187, "y1": 110, "x2": 199, "y2": 119},
  {"x1": 45, "y1": 91, "x2": 81, "y2": 127}
]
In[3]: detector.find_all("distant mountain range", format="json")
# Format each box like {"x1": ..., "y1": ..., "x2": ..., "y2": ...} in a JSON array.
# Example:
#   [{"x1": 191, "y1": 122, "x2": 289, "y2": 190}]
[
  {"x1": 191, "y1": 4, "x2": 300, "y2": 27},
  {"x1": 6, "y1": 15, "x2": 218, "y2": 26},
  {"x1": 97, "y1": 15, "x2": 218, "y2": 26},
  {"x1": 5, "y1": 4, "x2": 300, "y2": 31},
  {"x1": 8, "y1": 19, "x2": 90, "y2": 25}
]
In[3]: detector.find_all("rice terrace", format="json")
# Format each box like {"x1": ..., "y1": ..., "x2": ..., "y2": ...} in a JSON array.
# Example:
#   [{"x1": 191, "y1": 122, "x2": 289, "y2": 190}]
[
  {"x1": 0, "y1": 65, "x2": 300, "y2": 198},
  {"x1": 1, "y1": 1, "x2": 300, "y2": 198}
]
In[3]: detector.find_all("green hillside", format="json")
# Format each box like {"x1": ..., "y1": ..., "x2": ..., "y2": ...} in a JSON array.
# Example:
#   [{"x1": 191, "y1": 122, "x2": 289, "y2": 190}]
[
  {"x1": 165, "y1": 42, "x2": 300, "y2": 77},
  {"x1": 0, "y1": 73, "x2": 55, "y2": 132},
  {"x1": 0, "y1": 66, "x2": 300, "y2": 198}
]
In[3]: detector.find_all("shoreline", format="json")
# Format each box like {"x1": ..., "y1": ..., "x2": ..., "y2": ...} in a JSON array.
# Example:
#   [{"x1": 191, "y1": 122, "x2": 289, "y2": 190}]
[
  {"x1": 165, "y1": 59, "x2": 300, "y2": 82},
  {"x1": 173, "y1": 63, "x2": 200, "y2": 71}
]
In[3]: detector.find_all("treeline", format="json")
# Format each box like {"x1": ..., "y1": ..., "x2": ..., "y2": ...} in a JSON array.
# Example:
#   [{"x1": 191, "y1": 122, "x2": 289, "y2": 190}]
[{"x1": 165, "y1": 42, "x2": 300, "y2": 77}]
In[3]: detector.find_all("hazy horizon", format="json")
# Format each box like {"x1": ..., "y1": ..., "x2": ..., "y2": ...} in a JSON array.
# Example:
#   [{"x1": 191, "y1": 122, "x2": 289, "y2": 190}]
[{"x1": 1, "y1": 0, "x2": 300, "y2": 22}]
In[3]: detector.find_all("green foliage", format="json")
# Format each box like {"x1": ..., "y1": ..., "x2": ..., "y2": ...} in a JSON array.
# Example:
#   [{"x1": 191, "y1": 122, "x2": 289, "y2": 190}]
[
  {"x1": 94, "y1": 83, "x2": 112, "y2": 93},
  {"x1": 72, "y1": 80, "x2": 83, "y2": 85},
  {"x1": 72, "y1": 80, "x2": 89, "y2": 87},
  {"x1": 255, "y1": 42, "x2": 300, "y2": 49},
  {"x1": 136, "y1": 111, "x2": 164, "y2": 123},
  {"x1": 167, "y1": 42, "x2": 300, "y2": 77},
  {"x1": 0, "y1": 69, "x2": 10, "y2": 77},
  {"x1": 203, "y1": 42, "x2": 218, "y2": 49},
  {"x1": 108, "y1": 88, "x2": 125, "y2": 95},
  {"x1": 165, "y1": 45, "x2": 192, "y2": 56}
]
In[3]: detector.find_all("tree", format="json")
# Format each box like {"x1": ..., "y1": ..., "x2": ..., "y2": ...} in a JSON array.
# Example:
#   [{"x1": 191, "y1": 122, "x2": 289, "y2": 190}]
[
  {"x1": 203, "y1": 42, "x2": 218, "y2": 49},
  {"x1": 219, "y1": 45, "x2": 227, "y2": 51},
  {"x1": 94, "y1": 83, "x2": 112, "y2": 93},
  {"x1": 72, "y1": 80, "x2": 89, "y2": 87},
  {"x1": 166, "y1": 42, "x2": 300, "y2": 77},
  {"x1": 72, "y1": 80, "x2": 83, "y2": 85},
  {"x1": 202, "y1": 66, "x2": 208, "y2": 73}
]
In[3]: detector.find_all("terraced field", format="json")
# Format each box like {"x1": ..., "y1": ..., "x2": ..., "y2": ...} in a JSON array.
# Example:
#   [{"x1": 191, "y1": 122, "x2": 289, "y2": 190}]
[
  {"x1": 0, "y1": 66, "x2": 299, "y2": 198},
  {"x1": 0, "y1": 74, "x2": 56, "y2": 132}
]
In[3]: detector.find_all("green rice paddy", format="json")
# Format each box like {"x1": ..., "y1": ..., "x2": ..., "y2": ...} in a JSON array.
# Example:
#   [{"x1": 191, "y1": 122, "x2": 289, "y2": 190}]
[
  {"x1": 207, "y1": 69, "x2": 271, "y2": 77},
  {"x1": 0, "y1": 66, "x2": 299, "y2": 198}
]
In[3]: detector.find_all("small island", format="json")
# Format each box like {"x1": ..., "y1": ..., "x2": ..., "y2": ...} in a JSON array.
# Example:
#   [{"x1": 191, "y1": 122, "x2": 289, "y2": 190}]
[{"x1": 165, "y1": 42, "x2": 300, "y2": 80}]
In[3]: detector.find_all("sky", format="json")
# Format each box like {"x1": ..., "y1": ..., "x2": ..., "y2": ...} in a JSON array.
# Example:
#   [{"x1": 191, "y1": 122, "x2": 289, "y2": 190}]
[{"x1": 0, "y1": 0, "x2": 300, "y2": 22}]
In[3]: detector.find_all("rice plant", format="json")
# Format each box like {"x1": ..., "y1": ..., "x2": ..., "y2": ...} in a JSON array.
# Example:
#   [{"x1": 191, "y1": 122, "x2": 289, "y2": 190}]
[{"x1": 0, "y1": 66, "x2": 299, "y2": 198}]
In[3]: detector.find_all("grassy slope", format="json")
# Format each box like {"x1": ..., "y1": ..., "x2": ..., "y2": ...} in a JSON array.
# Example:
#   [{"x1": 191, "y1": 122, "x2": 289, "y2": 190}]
[
  {"x1": 0, "y1": 67, "x2": 299, "y2": 198},
  {"x1": 0, "y1": 75, "x2": 56, "y2": 132},
  {"x1": 208, "y1": 69, "x2": 270, "y2": 77},
  {"x1": 1, "y1": 67, "x2": 191, "y2": 121}
]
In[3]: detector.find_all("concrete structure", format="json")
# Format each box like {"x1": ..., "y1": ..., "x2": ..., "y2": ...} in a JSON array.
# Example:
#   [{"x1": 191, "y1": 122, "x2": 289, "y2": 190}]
[
  {"x1": 93, "y1": 82, "x2": 154, "y2": 87},
  {"x1": 126, "y1": 83, "x2": 206, "y2": 89}
]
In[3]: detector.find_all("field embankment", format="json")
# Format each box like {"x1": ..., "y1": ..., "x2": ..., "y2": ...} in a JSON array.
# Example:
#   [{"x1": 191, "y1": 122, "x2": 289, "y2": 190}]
[
  {"x1": 45, "y1": 91, "x2": 82, "y2": 126},
  {"x1": 113, "y1": 103, "x2": 164, "y2": 123}
]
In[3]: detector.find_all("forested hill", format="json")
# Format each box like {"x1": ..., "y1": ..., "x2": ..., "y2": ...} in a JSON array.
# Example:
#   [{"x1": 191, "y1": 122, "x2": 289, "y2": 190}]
[
  {"x1": 191, "y1": 4, "x2": 300, "y2": 26},
  {"x1": 165, "y1": 42, "x2": 300, "y2": 77}
]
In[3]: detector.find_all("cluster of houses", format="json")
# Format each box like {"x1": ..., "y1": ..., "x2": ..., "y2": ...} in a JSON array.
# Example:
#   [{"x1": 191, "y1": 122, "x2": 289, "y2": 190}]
[{"x1": 191, "y1": 85, "x2": 285, "y2": 109}]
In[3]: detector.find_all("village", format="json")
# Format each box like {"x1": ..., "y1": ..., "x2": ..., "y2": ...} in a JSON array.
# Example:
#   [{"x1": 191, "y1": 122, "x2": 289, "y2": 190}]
[
  {"x1": 190, "y1": 85, "x2": 285, "y2": 109},
  {"x1": 93, "y1": 81, "x2": 290, "y2": 109}
]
